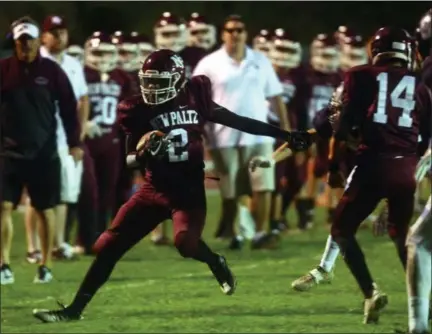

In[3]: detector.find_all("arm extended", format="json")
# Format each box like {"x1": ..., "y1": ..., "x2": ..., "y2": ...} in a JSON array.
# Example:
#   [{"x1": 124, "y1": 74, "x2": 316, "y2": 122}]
[{"x1": 208, "y1": 103, "x2": 291, "y2": 142}]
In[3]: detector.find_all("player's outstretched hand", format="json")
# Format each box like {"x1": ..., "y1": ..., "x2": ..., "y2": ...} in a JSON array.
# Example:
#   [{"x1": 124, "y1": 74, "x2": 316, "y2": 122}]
[
  {"x1": 288, "y1": 129, "x2": 315, "y2": 152},
  {"x1": 136, "y1": 130, "x2": 172, "y2": 162},
  {"x1": 249, "y1": 156, "x2": 274, "y2": 172}
]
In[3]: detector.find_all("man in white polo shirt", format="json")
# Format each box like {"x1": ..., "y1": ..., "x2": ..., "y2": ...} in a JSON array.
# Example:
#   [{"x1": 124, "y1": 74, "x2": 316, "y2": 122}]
[
  {"x1": 24, "y1": 15, "x2": 89, "y2": 262},
  {"x1": 193, "y1": 15, "x2": 290, "y2": 249}
]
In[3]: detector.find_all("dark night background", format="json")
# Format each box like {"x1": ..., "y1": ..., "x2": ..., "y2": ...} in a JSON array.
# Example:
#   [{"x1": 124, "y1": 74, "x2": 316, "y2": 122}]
[{"x1": 0, "y1": 1, "x2": 430, "y2": 51}]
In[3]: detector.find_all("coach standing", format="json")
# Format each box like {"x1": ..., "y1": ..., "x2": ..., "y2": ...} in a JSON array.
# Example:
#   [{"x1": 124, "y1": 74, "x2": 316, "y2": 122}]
[
  {"x1": 24, "y1": 15, "x2": 89, "y2": 262},
  {"x1": 193, "y1": 15, "x2": 290, "y2": 249},
  {"x1": 0, "y1": 16, "x2": 82, "y2": 285}
]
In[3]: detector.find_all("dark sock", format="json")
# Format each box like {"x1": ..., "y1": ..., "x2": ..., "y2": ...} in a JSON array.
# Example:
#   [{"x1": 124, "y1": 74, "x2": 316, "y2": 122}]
[
  {"x1": 192, "y1": 239, "x2": 220, "y2": 266},
  {"x1": 392, "y1": 237, "x2": 408, "y2": 271},
  {"x1": 337, "y1": 235, "x2": 375, "y2": 298},
  {"x1": 68, "y1": 253, "x2": 120, "y2": 314},
  {"x1": 215, "y1": 199, "x2": 237, "y2": 237}
]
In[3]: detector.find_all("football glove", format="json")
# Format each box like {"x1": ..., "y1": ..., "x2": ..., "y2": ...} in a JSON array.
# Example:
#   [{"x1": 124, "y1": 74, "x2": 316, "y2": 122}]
[
  {"x1": 136, "y1": 132, "x2": 172, "y2": 162},
  {"x1": 288, "y1": 130, "x2": 313, "y2": 152},
  {"x1": 84, "y1": 120, "x2": 103, "y2": 139}
]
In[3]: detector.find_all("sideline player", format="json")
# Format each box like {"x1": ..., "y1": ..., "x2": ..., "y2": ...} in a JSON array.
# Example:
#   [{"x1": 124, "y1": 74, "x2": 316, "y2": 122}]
[{"x1": 32, "y1": 49, "x2": 311, "y2": 323}]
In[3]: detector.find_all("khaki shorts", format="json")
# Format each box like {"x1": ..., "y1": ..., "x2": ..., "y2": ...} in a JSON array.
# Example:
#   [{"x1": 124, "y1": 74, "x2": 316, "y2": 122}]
[{"x1": 210, "y1": 143, "x2": 275, "y2": 199}]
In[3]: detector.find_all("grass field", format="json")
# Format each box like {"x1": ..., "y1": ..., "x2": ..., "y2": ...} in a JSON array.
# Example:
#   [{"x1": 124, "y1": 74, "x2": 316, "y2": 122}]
[{"x1": 0, "y1": 193, "x2": 414, "y2": 333}]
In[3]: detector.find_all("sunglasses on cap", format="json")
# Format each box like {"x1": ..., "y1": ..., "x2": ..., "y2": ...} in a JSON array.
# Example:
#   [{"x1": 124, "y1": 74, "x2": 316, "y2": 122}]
[{"x1": 224, "y1": 27, "x2": 245, "y2": 34}]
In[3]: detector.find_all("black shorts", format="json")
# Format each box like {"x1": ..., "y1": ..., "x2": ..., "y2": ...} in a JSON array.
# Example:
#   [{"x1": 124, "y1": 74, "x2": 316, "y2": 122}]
[{"x1": 2, "y1": 156, "x2": 61, "y2": 210}]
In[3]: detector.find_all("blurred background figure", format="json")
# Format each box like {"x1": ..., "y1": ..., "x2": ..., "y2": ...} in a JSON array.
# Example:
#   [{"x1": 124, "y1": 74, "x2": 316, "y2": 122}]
[
  {"x1": 194, "y1": 14, "x2": 290, "y2": 251},
  {"x1": 253, "y1": 29, "x2": 272, "y2": 57},
  {"x1": 187, "y1": 12, "x2": 217, "y2": 51},
  {"x1": 24, "y1": 14, "x2": 89, "y2": 263},
  {"x1": 1, "y1": 16, "x2": 82, "y2": 284}
]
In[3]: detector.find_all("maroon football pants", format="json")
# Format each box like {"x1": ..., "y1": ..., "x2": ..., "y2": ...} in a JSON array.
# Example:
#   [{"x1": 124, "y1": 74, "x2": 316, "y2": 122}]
[
  {"x1": 79, "y1": 136, "x2": 121, "y2": 239},
  {"x1": 331, "y1": 155, "x2": 417, "y2": 242},
  {"x1": 93, "y1": 181, "x2": 207, "y2": 259}
]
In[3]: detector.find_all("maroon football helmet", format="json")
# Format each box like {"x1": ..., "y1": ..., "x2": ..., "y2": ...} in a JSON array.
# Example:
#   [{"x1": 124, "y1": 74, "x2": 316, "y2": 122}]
[
  {"x1": 310, "y1": 33, "x2": 340, "y2": 73},
  {"x1": 253, "y1": 29, "x2": 272, "y2": 57},
  {"x1": 154, "y1": 12, "x2": 187, "y2": 52},
  {"x1": 369, "y1": 27, "x2": 416, "y2": 69},
  {"x1": 138, "y1": 49, "x2": 186, "y2": 105},
  {"x1": 187, "y1": 12, "x2": 216, "y2": 50},
  {"x1": 84, "y1": 31, "x2": 118, "y2": 73},
  {"x1": 269, "y1": 28, "x2": 302, "y2": 69},
  {"x1": 339, "y1": 33, "x2": 367, "y2": 71},
  {"x1": 111, "y1": 31, "x2": 139, "y2": 71},
  {"x1": 130, "y1": 31, "x2": 155, "y2": 65}
]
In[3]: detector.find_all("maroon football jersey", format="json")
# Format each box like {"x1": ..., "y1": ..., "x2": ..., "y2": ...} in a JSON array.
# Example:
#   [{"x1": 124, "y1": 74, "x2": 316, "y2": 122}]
[
  {"x1": 268, "y1": 65, "x2": 309, "y2": 129},
  {"x1": 341, "y1": 64, "x2": 431, "y2": 157},
  {"x1": 303, "y1": 67, "x2": 342, "y2": 128},
  {"x1": 85, "y1": 67, "x2": 134, "y2": 140},
  {"x1": 118, "y1": 75, "x2": 213, "y2": 188},
  {"x1": 178, "y1": 46, "x2": 207, "y2": 79}
]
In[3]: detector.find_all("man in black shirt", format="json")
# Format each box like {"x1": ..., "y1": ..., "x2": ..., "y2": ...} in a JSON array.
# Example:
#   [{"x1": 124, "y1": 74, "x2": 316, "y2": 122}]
[{"x1": 0, "y1": 16, "x2": 83, "y2": 284}]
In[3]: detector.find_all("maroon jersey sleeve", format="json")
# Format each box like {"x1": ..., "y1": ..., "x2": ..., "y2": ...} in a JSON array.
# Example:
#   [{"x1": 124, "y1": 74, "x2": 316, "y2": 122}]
[
  {"x1": 52, "y1": 61, "x2": 81, "y2": 147},
  {"x1": 188, "y1": 75, "x2": 214, "y2": 119}
]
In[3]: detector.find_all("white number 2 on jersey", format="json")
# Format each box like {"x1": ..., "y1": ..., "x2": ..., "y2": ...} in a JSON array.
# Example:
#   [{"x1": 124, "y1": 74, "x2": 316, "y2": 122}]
[
  {"x1": 90, "y1": 96, "x2": 118, "y2": 126},
  {"x1": 373, "y1": 72, "x2": 416, "y2": 127},
  {"x1": 166, "y1": 128, "x2": 189, "y2": 162}
]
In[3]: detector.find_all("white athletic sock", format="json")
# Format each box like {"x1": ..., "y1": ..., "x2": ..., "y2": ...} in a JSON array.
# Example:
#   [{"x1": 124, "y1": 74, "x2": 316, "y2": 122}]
[
  {"x1": 319, "y1": 235, "x2": 340, "y2": 272},
  {"x1": 407, "y1": 244, "x2": 432, "y2": 333},
  {"x1": 238, "y1": 205, "x2": 255, "y2": 240},
  {"x1": 408, "y1": 297, "x2": 430, "y2": 333}
]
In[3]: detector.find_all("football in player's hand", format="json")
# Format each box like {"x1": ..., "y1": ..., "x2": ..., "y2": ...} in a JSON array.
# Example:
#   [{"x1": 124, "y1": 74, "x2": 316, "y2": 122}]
[
  {"x1": 136, "y1": 130, "x2": 166, "y2": 151},
  {"x1": 136, "y1": 130, "x2": 171, "y2": 161}
]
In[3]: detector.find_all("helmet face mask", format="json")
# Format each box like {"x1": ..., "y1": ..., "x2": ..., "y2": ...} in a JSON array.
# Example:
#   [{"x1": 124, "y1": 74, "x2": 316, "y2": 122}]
[
  {"x1": 139, "y1": 70, "x2": 181, "y2": 105},
  {"x1": 139, "y1": 50, "x2": 186, "y2": 106}
]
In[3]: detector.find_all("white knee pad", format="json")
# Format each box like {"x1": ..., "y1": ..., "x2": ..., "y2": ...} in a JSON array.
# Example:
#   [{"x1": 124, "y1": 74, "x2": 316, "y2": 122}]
[{"x1": 248, "y1": 156, "x2": 275, "y2": 192}]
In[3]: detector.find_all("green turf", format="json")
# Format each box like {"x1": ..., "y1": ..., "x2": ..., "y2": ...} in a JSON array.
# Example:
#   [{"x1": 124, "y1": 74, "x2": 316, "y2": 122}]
[{"x1": 1, "y1": 194, "x2": 412, "y2": 333}]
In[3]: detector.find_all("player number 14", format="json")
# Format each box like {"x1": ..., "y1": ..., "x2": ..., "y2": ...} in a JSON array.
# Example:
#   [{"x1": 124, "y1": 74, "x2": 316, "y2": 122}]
[{"x1": 374, "y1": 72, "x2": 416, "y2": 127}]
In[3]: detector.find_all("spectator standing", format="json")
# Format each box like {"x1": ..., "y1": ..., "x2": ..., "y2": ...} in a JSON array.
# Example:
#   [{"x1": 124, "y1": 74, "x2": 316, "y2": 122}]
[
  {"x1": 0, "y1": 16, "x2": 83, "y2": 284},
  {"x1": 193, "y1": 15, "x2": 290, "y2": 249},
  {"x1": 24, "y1": 15, "x2": 89, "y2": 262}
]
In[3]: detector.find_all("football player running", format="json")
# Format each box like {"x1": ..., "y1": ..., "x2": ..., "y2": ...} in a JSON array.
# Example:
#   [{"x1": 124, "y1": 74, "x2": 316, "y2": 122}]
[
  {"x1": 32, "y1": 49, "x2": 312, "y2": 323},
  {"x1": 326, "y1": 27, "x2": 430, "y2": 324},
  {"x1": 252, "y1": 27, "x2": 431, "y2": 325}
]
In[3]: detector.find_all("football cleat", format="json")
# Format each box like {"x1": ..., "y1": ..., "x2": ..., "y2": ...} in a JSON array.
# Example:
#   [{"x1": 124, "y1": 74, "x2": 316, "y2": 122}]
[
  {"x1": 208, "y1": 255, "x2": 236, "y2": 295},
  {"x1": 363, "y1": 286, "x2": 388, "y2": 324},
  {"x1": 0, "y1": 264, "x2": 15, "y2": 285},
  {"x1": 33, "y1": 265, "x2": 53, "y2": 284},
  {"x1": 291, "y1": 266, "x2": 334, "y2": 292},
  {"x1": 33, "y1": 301, "x2": 82, "y2": 323}
]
